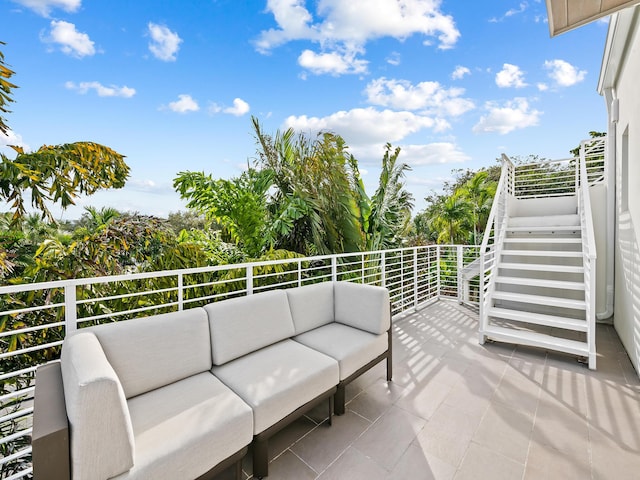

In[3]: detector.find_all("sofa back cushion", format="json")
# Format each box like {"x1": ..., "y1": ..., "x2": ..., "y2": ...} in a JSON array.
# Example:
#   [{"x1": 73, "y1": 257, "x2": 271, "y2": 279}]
[
  {"x1": 334, "y1": 282, "x2": 391, "y2": 335},
  {"x1": 286, "y1": 282, "x2": 335, "y2": 335},
  {"x1": 205, "y1": 290, "x2": 295, "y2": 365},
  {"x1": 86, "y1": 307, "x2": 211, "y2": 398},
  {"x1": 60, "y1": 332, "x2": 135, "y2": 480}
]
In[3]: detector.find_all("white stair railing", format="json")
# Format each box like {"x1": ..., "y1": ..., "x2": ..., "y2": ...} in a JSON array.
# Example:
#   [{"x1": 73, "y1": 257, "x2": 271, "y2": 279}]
[
  {"x1": 479, "y1": 154, "x2": 513, "y2": 343},
  {"x1": 579, "y1": 139, "x2": 598, "y2": 369}
]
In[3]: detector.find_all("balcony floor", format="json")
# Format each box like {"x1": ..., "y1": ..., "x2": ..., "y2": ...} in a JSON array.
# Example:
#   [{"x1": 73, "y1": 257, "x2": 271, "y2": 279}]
[{"x1": 218, "y1": 300, "x2": 640, "y2": 480}]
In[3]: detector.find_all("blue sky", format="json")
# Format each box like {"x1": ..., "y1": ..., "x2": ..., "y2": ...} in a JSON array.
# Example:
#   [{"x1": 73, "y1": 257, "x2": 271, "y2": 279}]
[{"x1": 1, "y1": 0, "x2": 609, "y2": 220}]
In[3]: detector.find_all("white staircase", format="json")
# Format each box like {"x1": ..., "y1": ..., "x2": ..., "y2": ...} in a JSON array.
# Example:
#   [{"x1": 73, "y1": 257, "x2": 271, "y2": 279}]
[
  {"x1": 479, "y1": 149, "x2": 598, "y2": 369},
  {"x1": 483, "y1": 213, "x2": 592, "y2": 361}
]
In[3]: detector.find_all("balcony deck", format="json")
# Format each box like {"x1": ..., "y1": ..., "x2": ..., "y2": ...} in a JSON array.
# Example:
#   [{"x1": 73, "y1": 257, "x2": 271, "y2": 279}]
[{"x1": 220, "y1": 300, "x2": 639, "y2": 480}]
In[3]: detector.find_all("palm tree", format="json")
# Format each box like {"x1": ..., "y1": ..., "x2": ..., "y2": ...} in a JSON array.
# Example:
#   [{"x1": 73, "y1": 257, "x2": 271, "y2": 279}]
[
  {"x1": 458, "y1": 171, "x2": 496, "y2": 244},
  {"x1": 366, "y1": 144, "x2": 414, "y2": 250},
  {"x1": 252, "y1": 117, "x2": 365, "y2": 255},
  {"x1": 428, "y1": 194, "x2": 472, "y2": 244}
]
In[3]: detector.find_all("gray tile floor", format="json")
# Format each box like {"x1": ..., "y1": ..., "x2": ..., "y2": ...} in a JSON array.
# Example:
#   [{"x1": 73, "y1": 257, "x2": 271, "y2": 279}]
[{"x1": 218, "y1": 300, "x2": 640, "y2": 479}]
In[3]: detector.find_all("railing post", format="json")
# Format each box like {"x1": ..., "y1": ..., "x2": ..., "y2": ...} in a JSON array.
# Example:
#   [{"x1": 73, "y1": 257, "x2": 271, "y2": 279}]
[
  {"x1": 457, "y1": 245, "x2": 463, "y2": 304},
  {"x1": 246, "y1": 265, "x2": 253, "y2": 295},
  {"x1": 331, "y1": 256, "x2": 337, "y2": 282},
  {"x1": 413, "y1": 248, "x2": 419, "y2": 307},
  {"x1": 436, "y1": 245, "x2": 441, "y2": 298},
  {"x1": 479, "y1": 249, "x2": 485, "y2": 344},
  {"x1": 381, "y1": 251, "x2": 386, "y2": 288},
  {"x1": 177, "y1": 273, "x2": 184, "y2": 310},
  {"x1": 298, "y1": 260, "x2": 302, "y2": 288},
  {"x1": 362, "y1": 254, "x2": 365, "y2": 284},
  {"x1": 64, "y1": 284, "x2": 77, "y2": 335}
]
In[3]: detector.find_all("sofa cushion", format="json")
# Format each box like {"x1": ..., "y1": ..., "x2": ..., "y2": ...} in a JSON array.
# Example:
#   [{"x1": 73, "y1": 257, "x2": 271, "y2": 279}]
[
  {"x1": 113, "y1": 372, "x2": 253, "y2": 480},
  {"x1": 212, "y1": 340, "x2": 339, "y2": 434},
  {"x1": 286, "y1": 282, "x2": 335, "y2": 335},
  {"x1": 60, "y1": 332, "x2": 135, "y2": 480},
  {"x1": 85, "y1": 308, "x2": 211, "y2": 398},
  {"x1": 205, "y1": 290, "x2": 295, "y2": 365},
  {"x1": 334, "y1": 282, "x2": 391, "y2": 335},
  {"x1": 294, "y1": 323, "x2": 388, "y2": 380}
]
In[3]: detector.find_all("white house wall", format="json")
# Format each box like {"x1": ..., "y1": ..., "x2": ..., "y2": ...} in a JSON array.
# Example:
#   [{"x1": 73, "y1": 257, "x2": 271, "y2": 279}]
[{"x1": 608, "y1": 8, "x2": 640, "y2": 375}]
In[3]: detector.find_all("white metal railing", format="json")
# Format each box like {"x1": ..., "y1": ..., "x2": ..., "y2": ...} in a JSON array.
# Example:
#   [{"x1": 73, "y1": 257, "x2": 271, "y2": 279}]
[
  {"x1": 0, "y1": 244, "x2": 479, "y2": 479},
  {"x1": 479, "y1": 155, "x2": 512, "y2": 341},
  {"x1": 579, "y1": 140, "x2": 599, "y2": 370}
]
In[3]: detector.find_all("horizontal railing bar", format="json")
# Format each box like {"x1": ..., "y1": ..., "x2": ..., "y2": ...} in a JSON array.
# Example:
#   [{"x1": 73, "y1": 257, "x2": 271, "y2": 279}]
[
  {"x1": 0, "y1": 447, "x2": 32, "y2": 467},
  {"x1": 0, "y1": 407, "x2": 33, "y2": 425},
  {"x1": 0, "y1": 302, "x2": 65, "y2": 318},
  {"x1": 0, "y1": 321, "x2": 65, "y2": 340},
  {"x1": 0, "y1": 341, "x2": 62, "y2": 361}
]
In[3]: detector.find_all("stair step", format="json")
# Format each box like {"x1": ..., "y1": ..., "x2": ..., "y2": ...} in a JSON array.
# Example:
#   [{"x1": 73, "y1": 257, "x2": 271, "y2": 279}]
[
  {"x1": 487, "y1": 307, "x2": 588, "y2": 331},
  {"x1": 504, "y1": 237, "x2": 582, "y2": 244},
  {"x1": 482, "y1": 325, "x2": 589, "y2": 357},
  {"x1": 501, "y1": 250, "x2": 583, "y2": 257},
  {"x1": 495, "y1": 276, "x2": 585, "y2": 290},
  {"x1": 508, "y1": 214, "x2": 579, "y2": 227},
  {"x1": 492, "y1": 291, "x2": 586, "y2": 310},
  {"x1": 506, "y1": 225, "x2": 581, "y2": 233},
  {"x1": 499, "y1": 263, "x2": 584, "y2": 273}
]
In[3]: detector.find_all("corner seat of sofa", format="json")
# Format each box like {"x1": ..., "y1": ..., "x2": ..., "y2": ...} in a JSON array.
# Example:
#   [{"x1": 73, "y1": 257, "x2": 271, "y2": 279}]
[
  {"x1": 293, "y1": 322, "x2": 388, "y2": 381},
  {"x1": 113, "y1": 371, "x2": 253, "y2": 480}
]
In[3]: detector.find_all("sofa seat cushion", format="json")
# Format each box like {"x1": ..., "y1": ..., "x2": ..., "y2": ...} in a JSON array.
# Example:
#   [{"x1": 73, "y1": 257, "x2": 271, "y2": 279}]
[
  {"x1": 86, "y1": 307, "x2": 212, "y2": 398},
  {"x1": 212, "y1": 340, "x2": 339, "y2": 435},
  {"x1": 113, "y1": 372, "x2": 253, "y2": 480},
  {"x1": 205, "y1": 290, "x2": 295, "y2": 365},
  {"x1": 294, "y1": 323, "x2": 388, "y2": 381}
]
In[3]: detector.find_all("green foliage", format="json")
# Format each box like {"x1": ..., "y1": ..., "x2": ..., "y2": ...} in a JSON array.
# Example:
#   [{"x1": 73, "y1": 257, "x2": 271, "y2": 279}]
[
  {"x1": 366, "y1": 143, "x2": 414, "y2": 250},
  {"x1": 418, "y1": 168, "x2": 498, "y2": 245},
  {"x1": 0, "y1": 142, "x2": 130, "y2": 224},
  {"x1": 174, "y1": 168, "x2": 271, "y2": 257},
  {"x1": 166, "y1": 210, "x2": 206, "y2": 233},
  {"x1": 253, "y1": 118, "x2": 366, "y2": 255},
  {"x1": 0, "y1": 42, "x2": 17, "y2": 136}
]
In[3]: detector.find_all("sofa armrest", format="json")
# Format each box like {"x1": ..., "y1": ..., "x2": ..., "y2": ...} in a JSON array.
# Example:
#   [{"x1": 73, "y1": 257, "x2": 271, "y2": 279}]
[
  {"x1": 33, "y1": 362, "x2": 70, "y2": 480},
  {"x1": 61, "y1": 332, "x2": 135, "y2": 480},
  {"x1": 334, "y1": 282, "x2": 391, "y2": 335}
]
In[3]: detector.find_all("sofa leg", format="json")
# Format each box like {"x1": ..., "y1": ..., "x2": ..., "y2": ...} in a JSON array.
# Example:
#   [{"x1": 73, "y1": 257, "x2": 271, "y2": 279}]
[
  {"x1": 235, "y1": 458, "x2": 243, "y2": 480},
  {"x1": 334, "y1": 384, "x2": 346, "y2": 416},
  {"x1": 253, "y1": 438, "x2": 269, "y2": 478},
  {"x1": 386, "y1": 329, "x2": 393, "y2": 382},
  {"x1": 328, "y1": 395, "x2": 334, "y2": 426}
]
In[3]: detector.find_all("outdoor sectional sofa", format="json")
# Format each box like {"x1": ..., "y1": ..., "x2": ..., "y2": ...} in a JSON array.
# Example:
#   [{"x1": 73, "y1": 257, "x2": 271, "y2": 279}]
[{"x1": 32, "y1": 281, "x2": 392, "y2": 480}]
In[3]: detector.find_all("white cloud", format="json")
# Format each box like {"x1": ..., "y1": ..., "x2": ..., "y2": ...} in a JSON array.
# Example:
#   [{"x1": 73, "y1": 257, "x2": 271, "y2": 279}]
[
  {"x1": 364, "y1": 77, "x2": 474, "y2": 117},
  {"x1": 451, "y1": 65, "x2": 470, "y2": 80},
  {"x1": 166, "y1": 94, "x2": 199, "y2": 113},
  {"x1": 544, "y1": 59, "x2": 586, "y2": 87},
  {"x1": 0, "y1": 129, "x2": 30, "y2": 152},
  {"x1": 495, "y1": 63, "x2": 527, "y2": 88},
  {"x1": 256, "y1": 0, "x2": 460, "y2": 75},
  {"x1": 489, "y1": 1, "x2": 529, "y2": 22},
  {"x1": 11, "y1": 0, "x2": 80, "y2": 16},
  {"x1": 284, "y1": 107, "x2": 439, "y2": 145},
  {"x1": 537, "y1": 82, "x2": 548, "y2": 91},
  {"x1": 386, "y1": 52, "x2": 401, "y2": 66},
  {"x1": 298, "y1": 49, "x2": 368, "y2": 76},
  {"x1": 148, "y1": 23, "x2": 182, "y2": 61},
  {"x1": 65, "y1": 81, "x2": 136, "y2": 98},
  {"x1": 223, "y1": 98, "x2": 250, "y2": 116},
  {"x1": 473, "y1": 97, "x2": 541, "y2": 134},
  {"x1": 44, "y1": 20, "x2": 95, "y2": 58}
]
